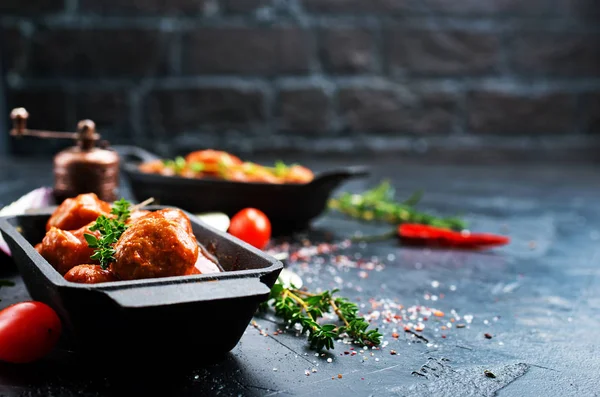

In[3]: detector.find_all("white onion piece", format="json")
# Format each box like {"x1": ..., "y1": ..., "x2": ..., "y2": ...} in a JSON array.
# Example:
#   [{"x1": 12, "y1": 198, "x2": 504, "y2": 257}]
[
  {"x1": 194, "y1": 212, "x2": 230, "y2": 232},
  {"x1": 0, "y1": 187, "x2": 55, "y2": 256},
  {"x1": 278, "y1": 268, "x2": 303, "y2": 289},
  {"x1": 194, "y1": 253, "x2": 221, "y2": 274}
]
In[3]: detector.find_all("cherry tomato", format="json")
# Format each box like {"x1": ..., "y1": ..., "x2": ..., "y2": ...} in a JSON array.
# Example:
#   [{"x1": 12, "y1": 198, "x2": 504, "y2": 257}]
[
  {"x1": 228, "y1": 208, "x2": 271, "y2": 250},
  {"x1": 0, "y1": 301, "x2": 62, "y2": 363}
]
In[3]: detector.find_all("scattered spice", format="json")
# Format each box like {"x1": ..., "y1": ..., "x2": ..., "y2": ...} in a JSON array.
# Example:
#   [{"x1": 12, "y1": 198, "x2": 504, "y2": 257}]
[
  {"x1": 484, "y1": 333, "x2": 493, "y2": 339},
  {"x1": 456, "y1": 324, "x2": 466, "y2": 328},
  {"x1": 390, "y1": 350, "x2": 397, "y2": 355},
  {"x1": 484, "y1": 370, "x2": 496, "y2": 378},
  {"x1": 337, "y1": 374, "x2": 343, "y2": 379}
]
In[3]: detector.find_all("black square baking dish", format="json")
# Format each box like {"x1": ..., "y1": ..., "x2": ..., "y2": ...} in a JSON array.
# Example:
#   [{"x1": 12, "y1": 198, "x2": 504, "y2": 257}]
[{"x1": 0, "y1": 207, "x2": 283, "y2": 363}]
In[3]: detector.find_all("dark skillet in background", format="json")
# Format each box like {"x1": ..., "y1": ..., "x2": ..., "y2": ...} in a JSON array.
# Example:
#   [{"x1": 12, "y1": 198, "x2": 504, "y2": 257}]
[
  {"x1": 114, "y1": 146, "x2": 369, "y2": 234},
  {"x1": 0, "y1": 206, "x2": 283, "y2": 364}
]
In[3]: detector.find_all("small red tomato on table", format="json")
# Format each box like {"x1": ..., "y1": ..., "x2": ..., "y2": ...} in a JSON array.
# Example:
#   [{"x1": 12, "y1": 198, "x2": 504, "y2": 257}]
[
  {"x1": 0, "y1": 301, "x2": 62, "y2": 363},
  {"x1": 228, "y1": 208, "x2": 272, "y2": 250}
]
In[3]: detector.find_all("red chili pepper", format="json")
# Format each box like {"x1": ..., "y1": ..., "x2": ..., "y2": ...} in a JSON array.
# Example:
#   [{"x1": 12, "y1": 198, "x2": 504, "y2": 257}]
[{"x1": 398, "y1": 224, "x2": 510, "y2": 249}]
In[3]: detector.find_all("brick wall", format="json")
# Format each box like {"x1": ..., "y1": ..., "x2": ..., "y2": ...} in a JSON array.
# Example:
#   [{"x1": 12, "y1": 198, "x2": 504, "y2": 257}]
[{"x1": 1, "y1": 0, "x2": 599, "y2": 157}]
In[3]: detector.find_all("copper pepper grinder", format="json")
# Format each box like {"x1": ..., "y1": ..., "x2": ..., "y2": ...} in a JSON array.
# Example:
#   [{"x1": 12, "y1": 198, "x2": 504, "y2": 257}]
[{"x1": 10, "y1": 107, "x2": 120, "y2": 203}]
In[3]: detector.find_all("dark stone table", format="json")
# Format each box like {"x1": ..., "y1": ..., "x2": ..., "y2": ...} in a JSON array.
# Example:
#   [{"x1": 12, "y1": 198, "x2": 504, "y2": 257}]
[{"x1": 0, "y1": 155, "x2": 599, "y2": 396}]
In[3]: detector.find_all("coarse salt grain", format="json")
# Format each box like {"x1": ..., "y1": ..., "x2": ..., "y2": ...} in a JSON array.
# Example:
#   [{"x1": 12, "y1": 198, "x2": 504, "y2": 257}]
[{"x1": 327, "y1": 358, "x2": 333, "y2": 363}]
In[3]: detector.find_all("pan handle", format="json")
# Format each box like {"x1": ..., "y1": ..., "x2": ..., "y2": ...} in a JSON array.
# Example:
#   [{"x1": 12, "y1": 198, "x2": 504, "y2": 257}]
[
  {"x1": 112, "y1": 145, "x2": 161, "y2": 163},
  {"x1": 100, "y1": 277, "x2": 271, "y2": 308},
  {"x1": 310, "y1": 165, "x2": 369, "y2": 187}
]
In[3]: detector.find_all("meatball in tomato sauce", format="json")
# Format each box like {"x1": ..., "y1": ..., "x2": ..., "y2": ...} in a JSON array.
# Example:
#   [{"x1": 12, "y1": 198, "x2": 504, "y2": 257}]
[
  {"x1": 38, "y1": 223, "x2": 100, "y2": 275},
  {"x1": 113, "y1": 216, "x2": 198, "y2": 280},
  {"x1": 142, "y1": 208, "x2": 194, "y2": 235},
  {"x1": 46, "y1": 193, "x2": 111, "y2": 232},
  {"x1": 64, "y1": 265, "x2": 118, "y2": 284}
]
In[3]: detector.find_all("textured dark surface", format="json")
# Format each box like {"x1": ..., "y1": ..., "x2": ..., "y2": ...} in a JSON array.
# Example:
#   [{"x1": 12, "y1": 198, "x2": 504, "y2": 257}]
[
  {"x1": 0, "y1": 155, "x2": 599, "y2": 396},
  {"x1": 1, "y1": 0, "x2": 599, "y2": 156}
]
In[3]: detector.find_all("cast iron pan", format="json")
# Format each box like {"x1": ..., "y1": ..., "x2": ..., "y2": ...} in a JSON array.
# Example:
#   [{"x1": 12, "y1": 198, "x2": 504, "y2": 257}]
[
  {"x1": 114, "y1": 146, "x2": 369, "y2": 234},
  {"x1": 0, "y1": 206, "x2": 283, "y2": 364}
]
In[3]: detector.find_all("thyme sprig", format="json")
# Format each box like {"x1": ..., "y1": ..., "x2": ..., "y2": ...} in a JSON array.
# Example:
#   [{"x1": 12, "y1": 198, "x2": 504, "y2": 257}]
[
  {"x1": 84, "y1": 198, "x2": 132, "y2": 269},
  {"x1": 328, "y1": 181, "x2": 466, "y2": 230},
  {"x1": 261, "y1": 283, "x2": 382, "y2": 351}
]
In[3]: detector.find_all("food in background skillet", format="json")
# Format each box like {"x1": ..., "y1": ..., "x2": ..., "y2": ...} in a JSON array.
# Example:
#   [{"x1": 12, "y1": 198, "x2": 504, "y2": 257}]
[
  {"x1": 36, "y1": 195, "x2": 219, "y2": 283},
  {"x1": 138, "y1": 149, "x2": 314, "y2": 184}
]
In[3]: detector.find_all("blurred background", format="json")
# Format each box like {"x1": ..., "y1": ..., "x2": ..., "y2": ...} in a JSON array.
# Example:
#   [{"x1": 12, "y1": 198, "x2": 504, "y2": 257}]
[{"x1": 0, "y1": 0, "x2": 598, "y2": 162}]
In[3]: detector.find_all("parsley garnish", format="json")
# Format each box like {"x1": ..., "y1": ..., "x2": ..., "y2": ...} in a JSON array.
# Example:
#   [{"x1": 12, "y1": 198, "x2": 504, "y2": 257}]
[{"x1": 84, "y1": 198, "x2": 132, "y2": 269}]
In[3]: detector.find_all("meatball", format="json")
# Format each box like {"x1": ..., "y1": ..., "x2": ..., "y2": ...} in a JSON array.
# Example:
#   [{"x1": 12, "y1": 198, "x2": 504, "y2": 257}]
[
  {"x1": 142, "y1": 208, "x2": 194, "y2": 235},
  {"x1": 47, "y1": 193, "x2": 111, "y2": 231},
  {"x1": 39, "y1": 223, "x2": 100, "y2": 275},
  {"x1": 64, "y1": 265, "x2": 118, "y2": 284},
  {"x1": 113, "y1": 216, "x2": 198, "y2": 280},
  {"x1": 186, "y1": 266, "x2": 201, "y2": 275}
]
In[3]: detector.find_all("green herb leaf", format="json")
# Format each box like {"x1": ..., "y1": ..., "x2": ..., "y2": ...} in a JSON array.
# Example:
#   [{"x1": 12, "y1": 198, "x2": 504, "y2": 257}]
[
  {"x1": 83, "y1": 233, "x2": 99, "y2": 247},
  {"x1": 162, "y1": 156, "x2": 188, "y2": 174},
  {"x1": 189, "y1": 162, "x2": 205, "y2": 173},
  {"x1": 111, "y1": 198, "x2": 131, "y2": 222},
  {"x1": 86, "y1": 200, "x2": 133, "y2": 269}
]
